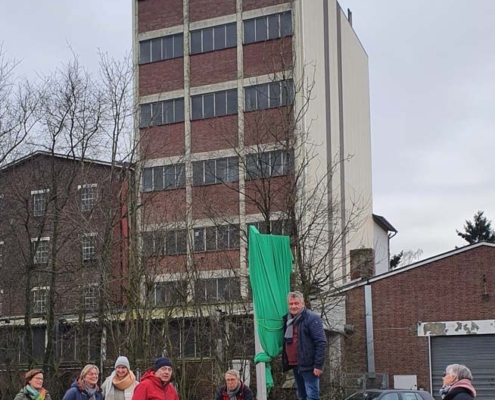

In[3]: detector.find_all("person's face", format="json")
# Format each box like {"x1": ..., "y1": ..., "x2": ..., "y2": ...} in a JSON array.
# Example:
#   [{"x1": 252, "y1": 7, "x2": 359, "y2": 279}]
[
  {"x1": 288, "y1": 296, "x2": 304, "y2": 315},
  {"x1": 154, "y1": 366, "x2": 172, "y2": 383},
  {"x1": 84, "y1": 368, "x2": 99, "y2": 387},
  {"x1": 225, "y1": 373, "x2": 239, "y2": 391},
  {"x1": 443, "y1": 371, "x2": 456, "y2": 386},
  {"x1": 29, "y1": 373, "x2": 44, "y2": 390},
  {"x1": 115, "y1": 366, "x2": 128, "y2": 378}
]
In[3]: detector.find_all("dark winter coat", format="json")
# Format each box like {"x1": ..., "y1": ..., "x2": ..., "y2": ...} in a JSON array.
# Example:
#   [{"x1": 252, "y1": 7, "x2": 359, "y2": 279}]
[
  {"x1": 131, "y1": 370, "x2": 179, "y2": 400},
  {"x1": 444, "y1": 387, "x2": 475, "y2": 400},
  {"x1": 215, "y1": 382, "x2": 253, "y2": 400},
  {"x1": 62, "y1": 381, "x2": 103, "y2": 400},
  {"x1": 282, "y1": 307, "x2": 327, "y2": 372}
]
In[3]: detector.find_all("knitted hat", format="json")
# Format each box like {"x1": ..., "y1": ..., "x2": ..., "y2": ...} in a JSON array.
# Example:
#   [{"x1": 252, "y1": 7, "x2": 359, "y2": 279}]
[
  {"x1": 115, "y1": 356, "x2": 130, "y2": 370},
  {"x1": 25, "y1": 369, "x2": 43, "y2": 385},
  {"x1": 153, "y1": 357, "x2": 173, "y2": 371}
]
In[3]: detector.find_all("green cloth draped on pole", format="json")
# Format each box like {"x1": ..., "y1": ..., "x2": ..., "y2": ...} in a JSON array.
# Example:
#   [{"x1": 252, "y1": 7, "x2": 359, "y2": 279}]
[{"x1": 248, "y1": 226, "x2": 293, "y2": 392}]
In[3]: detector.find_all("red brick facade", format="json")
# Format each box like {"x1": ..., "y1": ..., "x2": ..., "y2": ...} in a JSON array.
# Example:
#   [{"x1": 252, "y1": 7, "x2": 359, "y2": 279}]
[
  {"x1": 138, "y1": 0, "x2": 183, "y2": 33},
  {"x1": 344, "y1": 245, "x2": 495, "y2": 391},
  {"x1": 139, "y1": 58, "x2": 184, "y2": 97},
  {"x1": 190, "y1": 48, "x2": 237, "y2": 87},
  {"x1": 189, "y1": 0, "x2": 236, "y2": 22},
  {"x1": 140, "y1": 123, "x2": 185, "y2": 159}
]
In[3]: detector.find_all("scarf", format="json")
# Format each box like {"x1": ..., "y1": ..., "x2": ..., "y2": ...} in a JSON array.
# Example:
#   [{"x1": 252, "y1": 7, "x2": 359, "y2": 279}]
[
  {"x1": 112, "y1": 371, "x2": 136, "y2": 391},
  {"x1": 439, "y1": 384, "x2": 451, "y2": 398},
  {"x1": 81, "y1": 379, "x2": 98, "y2": 400},
  {"x1": 227, "y1": 382, "x2": 241, "y2": 400},
  {"x1": 446, "y1": 379, "x2": 476, "y2": 398},
  {"x1": 284, "y1": 310, "x2": 303, "y2": 343},
  {"x1": 25, "y1": 385, "x2": 46, "y2": 400}
]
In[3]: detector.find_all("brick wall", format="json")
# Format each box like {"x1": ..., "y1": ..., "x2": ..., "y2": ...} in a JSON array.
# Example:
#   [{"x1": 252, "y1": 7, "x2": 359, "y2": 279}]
[
  {"x1": 192, "y1": 183, "x2": 239, "y2": 220},
  {"x1": 139, "y1": 58, "x2": 184, "y2": 97},
  {"x1": 345, "y1": 246, "x2": 495, "y2": 391},
  {"x1": 138, "y1": 0, "x2": 183, "y2": 33},
  {"x1": 189, "y1": 0, "x2": 236, "y2": 22},
  {"x1": 190, "y1": 48, "x2": 237, "y2": 88},
  {"x1": 243, "y1": 0, "x2": 288, "y2": 12},
  {"x1": 244, "y1": 37, "x2": 293, "y2": 78},
  {"x1": 142, "y1": 189, "x2": 187, "y2": 224},
  {"x1": 191, "y1": 115, "x2": 238, "y2": 153},
  {"x1": 140, "y1": 123, "x2": 185, "y2": 159}
]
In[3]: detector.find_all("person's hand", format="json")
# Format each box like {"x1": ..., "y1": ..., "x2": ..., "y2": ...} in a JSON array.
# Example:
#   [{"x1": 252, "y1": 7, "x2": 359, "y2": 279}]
[{"x1": 313, "y1": 368, "x2": 323, "y2": 377}]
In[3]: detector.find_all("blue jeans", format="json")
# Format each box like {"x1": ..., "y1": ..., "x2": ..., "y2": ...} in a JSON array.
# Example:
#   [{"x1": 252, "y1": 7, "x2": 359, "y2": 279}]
[{"x1": 293, "y1": 366, "x2": 320, "y2": 400}]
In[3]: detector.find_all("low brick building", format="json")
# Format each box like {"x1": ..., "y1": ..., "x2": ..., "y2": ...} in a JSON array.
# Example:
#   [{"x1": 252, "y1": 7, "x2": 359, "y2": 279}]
[{"x1": 341, "y1": 242, "x2": 495, "y2": 400}]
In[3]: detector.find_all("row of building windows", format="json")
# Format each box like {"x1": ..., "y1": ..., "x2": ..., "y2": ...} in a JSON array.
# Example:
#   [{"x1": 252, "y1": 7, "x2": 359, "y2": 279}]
[
  {"x1": 30, "y1": 285, "x2": 98, "y2": 314},
  {"x1": 139, "y1": 12, "x2": 292, "y2": 64},
  {"x1": 32, "y1": 234, "x2": 97, "y2": 265},
  {"x1": 139, "y1": 80, "x2": 293, "y2": 128},
  {"x1": 29, "y1": 185, "x2": 98, "y2": 217},
  {"x1": 142, "y1": 150, "x2": 292, "y2": 192}
]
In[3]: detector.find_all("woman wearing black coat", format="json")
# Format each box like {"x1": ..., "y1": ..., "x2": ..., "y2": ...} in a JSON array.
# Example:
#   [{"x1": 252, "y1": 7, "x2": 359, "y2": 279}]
[{"x1": 439, "y1": 364, "x2": 476, "y2": 400}]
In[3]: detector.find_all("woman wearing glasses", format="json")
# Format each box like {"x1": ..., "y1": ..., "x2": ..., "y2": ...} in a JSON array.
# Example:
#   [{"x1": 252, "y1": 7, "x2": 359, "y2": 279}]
[
  {"x1": 15, "y1": 369, "x2": 52, "y2": 400},
  {"x1": 62, "y1": 364, "x2": 103, "y2": 400},
  {"x1": 439, "y1": 364, "x2": 476, "y2": 400}
]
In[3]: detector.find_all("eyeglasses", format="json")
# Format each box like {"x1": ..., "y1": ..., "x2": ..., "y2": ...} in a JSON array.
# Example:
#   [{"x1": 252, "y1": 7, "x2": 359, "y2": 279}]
[
  {"x1": 33, "y1": 377, "x2": 44, "y2": 381},
  {"x1": 443, "y1": 372, "x2": 450, "y2": 377}
]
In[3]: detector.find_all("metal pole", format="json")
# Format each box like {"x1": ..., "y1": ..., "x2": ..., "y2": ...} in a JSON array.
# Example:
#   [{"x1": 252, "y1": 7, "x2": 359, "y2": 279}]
[{"x1": 254, "y1": 314, "x2": 267, "y2": 400}]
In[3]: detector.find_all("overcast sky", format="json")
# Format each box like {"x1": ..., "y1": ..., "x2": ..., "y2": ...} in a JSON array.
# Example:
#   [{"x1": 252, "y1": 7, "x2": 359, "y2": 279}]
[{"x1": 1, "y1": 1, "x2": 494, "y2": 261}]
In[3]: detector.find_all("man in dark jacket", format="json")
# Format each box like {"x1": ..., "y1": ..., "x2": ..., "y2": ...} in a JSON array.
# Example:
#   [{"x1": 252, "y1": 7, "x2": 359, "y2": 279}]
[
  {"x1": 215, "y1": 369, "x2": 253, "y2": 400},
  {"x1": 282, "y1": 291, "x2": 327, "y2": 400}
]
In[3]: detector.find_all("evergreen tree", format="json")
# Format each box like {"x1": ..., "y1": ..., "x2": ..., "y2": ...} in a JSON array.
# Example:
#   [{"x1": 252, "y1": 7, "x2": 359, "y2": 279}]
[{"x1": 456, "y1": 211, "x2": 495, "y2": 244}]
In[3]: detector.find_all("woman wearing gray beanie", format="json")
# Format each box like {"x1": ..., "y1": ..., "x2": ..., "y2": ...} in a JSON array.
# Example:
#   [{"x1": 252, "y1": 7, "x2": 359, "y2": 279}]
[{"x1": 101, "y1": 356, "x2": 137, "y2": 400}]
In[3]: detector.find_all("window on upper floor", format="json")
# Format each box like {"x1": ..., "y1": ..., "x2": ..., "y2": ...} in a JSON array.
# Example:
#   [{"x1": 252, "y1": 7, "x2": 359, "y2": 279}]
[
  {"x1": 82, "y1": 233, "x2": 97, "y2": 262},
  {"x1": 142, "y1": 163, "x2": 185, "y2": 192},
  {"x1": 192, "y1": 157, "x2": 239, "y2": 186},
  {"x1": 243, "y1": 11, "x2": 292, "y2": 44},
  {"x1": 190, "y1": 23, "x2": 237, "y2": 55},
  {"x1": 140, "y1": 98, "x2": 185, "y2": 128},
  {"x1": 245, "y1": 79, "x2": 294, "y2": 112},
  {"x1": 32, "y1": 287, "x2": 49, "y2": 314},
  {"x1": 245, "y1": 149, "x2": 294, "y2": 180},
  {"x1": 80, "y1": 284, "x2": 98, "y2": 312},
  {"x1": 191, "y1": 89, "x2": 237, "y2": 120},
  {"x1": 194, "y1": 277, "x2": 241, "y2": 303},
  {"x1": 142, "y1": 229, "x2": 187, "y2": 256},
  {"x1": 31, "y1": 189, "x2": 49, "y2": 217},
  {"x1": 151, "y1": 280, "x2": 188, "y2": 306},
  {"x1": 139, "y1": 33, "x2": 184, "y2": 64},
  {"x1": 79, "y1": 184, "x2": 97, "y2": 212},
  {"x1": 32, "y1": 237, "x2": 50, "y2": 264},
  {"x1": 193, "y1": 224, "x2": 240, "y2": 252}
]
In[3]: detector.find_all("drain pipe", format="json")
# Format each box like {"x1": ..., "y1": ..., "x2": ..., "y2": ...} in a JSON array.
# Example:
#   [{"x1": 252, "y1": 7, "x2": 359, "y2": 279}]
[{"x1": 365, "y1": 284, "x2": 376, "y2": 378}]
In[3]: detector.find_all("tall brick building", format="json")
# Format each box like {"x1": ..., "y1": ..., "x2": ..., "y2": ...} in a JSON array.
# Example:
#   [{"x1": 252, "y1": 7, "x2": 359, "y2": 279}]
[
  {"x1": 133, "y1": 0, "x2": 378, "y2": 395},
  {"x1": 341, "y1": 242, "x2": 495, "y2": 400}
]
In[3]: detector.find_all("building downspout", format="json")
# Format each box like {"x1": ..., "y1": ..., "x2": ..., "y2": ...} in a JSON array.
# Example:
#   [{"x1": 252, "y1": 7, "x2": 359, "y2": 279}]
[
  {"x1": 364, "y1": 284, "x2": 375, "y2": 378},
  {"x1": 428, "y1": 335, "x2": 433, "y2": 395}
]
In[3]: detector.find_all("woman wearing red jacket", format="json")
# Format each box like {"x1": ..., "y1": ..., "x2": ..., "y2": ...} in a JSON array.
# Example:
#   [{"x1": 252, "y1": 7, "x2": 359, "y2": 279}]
[{"x1": 132, "y1": 357, "x2": 179, "y2": 400}]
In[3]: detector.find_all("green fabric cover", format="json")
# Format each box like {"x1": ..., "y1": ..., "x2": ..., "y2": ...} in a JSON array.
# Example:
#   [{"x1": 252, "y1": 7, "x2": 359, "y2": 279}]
[{"x1": 248, "y1": 225, "x2": 293, "y2": 391}]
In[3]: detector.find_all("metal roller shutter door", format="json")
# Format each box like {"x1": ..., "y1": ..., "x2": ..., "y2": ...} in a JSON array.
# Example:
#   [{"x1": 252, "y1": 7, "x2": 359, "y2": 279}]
[{"x1": 431, "y1": 335, "x2": 495, "y2": 400}]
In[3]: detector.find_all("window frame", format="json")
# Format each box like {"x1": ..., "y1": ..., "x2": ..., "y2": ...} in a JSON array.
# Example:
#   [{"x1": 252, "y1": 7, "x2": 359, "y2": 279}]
[
  {"x1": 32, "y1": 237, "x2": 50, "y2": 264},
  {"x1": 139, "y1": 33, "x2": 184, "y2": 64},
  {"x1": 193, "y1": 224, "x2": 240, "y2": 252},
  {"x1": 78, "y1": 184, "x2": 98, "y2": 212},
  {"x1": 244, "y1": 79, "x2": 294, "y2": 112},
  {"x1": 31, "y1": 189, "x2": 49, "y2": 217},
  {"x1": 140, "y1": 98, "x2": 185, "y2": 128},
  {"x1": 81, "y1": 233, "x2": 97, "y2": 262},
  {"x1": 191, "y1": 89, "x2": 238, "y2": 120},
  {"x1": 32, "y1": 287, "x2": 49, "y2": 314},
  {"x1": 192, "y1": 157, "x2": 239, "y2": 186},
  {"x1": 142, "y1": 163, "x2": 185, "y2": 192},
  {"x1": 245, "y1": 150, "x2": 294, "y2": 180},
  {"x1": 190, "y1": 23, "x2": 237, "y2": 55},
  {"x1": 243, "y1": 11, "x2": 292, "y2": 44}
]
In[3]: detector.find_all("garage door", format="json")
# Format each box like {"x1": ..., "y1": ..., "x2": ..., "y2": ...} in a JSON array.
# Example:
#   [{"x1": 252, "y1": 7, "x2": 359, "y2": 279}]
[{"x1": 431, "y1": 335, "x2": 495, "y2": 400}]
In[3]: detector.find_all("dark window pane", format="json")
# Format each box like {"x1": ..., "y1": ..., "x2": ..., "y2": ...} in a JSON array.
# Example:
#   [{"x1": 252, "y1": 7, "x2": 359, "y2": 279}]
[
  {"x1": 151, "y1": 102, "x2": 163, "y2": 126},
  {"x1": 227, "y1": 157, "x2": 239, "y2": 182},
  {"x1": 217, "y1": 226, "x2": 229, "y2": 250},
  {"x1": 164, "y1": 166, "x2": 176, "y2": 189},
  {"x1": 271, "y1": 220, "x2": 283, "y2": 235},
  {"x1": 165, "y1": 231, "x2": 177, "y2": 255},
  {"x1": 206, "y1": 227, "x2": 216, "y2": 251},
  {"x1": 203, "y1": 93, "x2": 214, "y2": 118},
  {"x1": 176, "y1": 164, "x2": 185, "y2": 187},
  {"x1": 255, "y1": 17, "x2": 268, "y2": 42},
  {"x1": 151, "y1": 38, "x2": 162, "y2": 62},
  {"x1": 229, "y1": 225, "x2": 240, "y2": 248},
  {"x1": 269, "y1": 82, "x2": 281, "y2": 107},
  {"x1": 153, "y1": 166, "x2": 164, "y2": 190},
  {"x1": 281, "y1": 12, "x2": 292, "y2": 37},
  {"x1": 192, "y1": 161, "x2": 204, "y2": 186},
  {"x1": 194, "y1": 228, "x2": 205, "y2": 252},
  {"x1": 164, "y1": 36, "x2": 174, "y2": 59},
  {"x1": 140, "y1": 104, "x2": 152, "y2": 128},
  {"x1": 140, "y1": 41, "x2": 151, "y2": 64},
  {"x1": 260, "y1": 152, "x2": 270, "y2": 177},
  {"x1": 214, "y1": 25, "x2": 226, "y2": 50},
  {"x1": 142, "y1": 232, "x2": 155, "y2": 256},
  {"x1": 246, "y1": 154, "x2": 258, "y2": 180},
  {"x1": 216, "y1": 158, "x2": 228, "y2": 182},
  {"x1": 191, "y1": 30, "x2": 202, "y2": 54},
  {"x1": 164, "y1": 101, "x2": 174, "y2": 124},
  {"x1": 191, "y1": 96, "x2": 203, "y2": 120},
  {"x1": 227, "y1": 89, "x2": 238, "y2": 114},
  {"x1": 143, "y1": 168, "x2": 153, "y2": 191},
  {"x1": 215, "y1": 91, "x2": 227, "y2": 117},
  {"x1": 245, "y1": 87, "x2": 256, "y2": 112},
  {"x1": 204, "y1": 160, "x2": 216, "y2": 184},
  {"x1": 174, "y1": 98, "x2": 184, "y2": 122},
  {"x1": 244, "y1": 19, "x2": 255, "y2": 44},
  {"x1": 268, "y1": 14, "x2": 280, "y2": 39},
  {"x1": 257, "y1": 84, "x2": 269, "y2": 110},
  {"x1": 226, "y1": 23, "x2": 237, "y2": 48},
  {"x1": 176, "y1": 230, "x2": 187, "y2": 254},
  {"x1": 205, "y1": 279, "x2": 217, "y2": 300},
  {"x1": 174, "y1": 34, "x2": 184, "y2": 57},
  {"x1": 203, "y1": 28, "x2": 214, "y2": 52},
  {"x1": 272, "y1": 151, "x2": 284, "y2": 176}
]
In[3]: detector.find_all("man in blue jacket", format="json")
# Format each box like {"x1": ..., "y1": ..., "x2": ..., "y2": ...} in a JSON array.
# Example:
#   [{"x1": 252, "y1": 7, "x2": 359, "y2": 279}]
[{"x1": 282, "y1": 291, "x2": 327, "y2": 400}]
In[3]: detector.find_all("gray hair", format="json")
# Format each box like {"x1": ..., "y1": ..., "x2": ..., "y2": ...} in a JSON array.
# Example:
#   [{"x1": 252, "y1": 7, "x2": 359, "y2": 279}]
[
  {"x1": 225, "y1": 369, "x2": 240, "y2": 380},
  {"x1": 287, "y1": 291, "x2": 305, "y2": 302},
  {"x1": 446, "y1": 364, "x2": 473, "y2": 381},
  {"x1": 80, "y1": 364, "x2": 99, "y2": 380}
]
